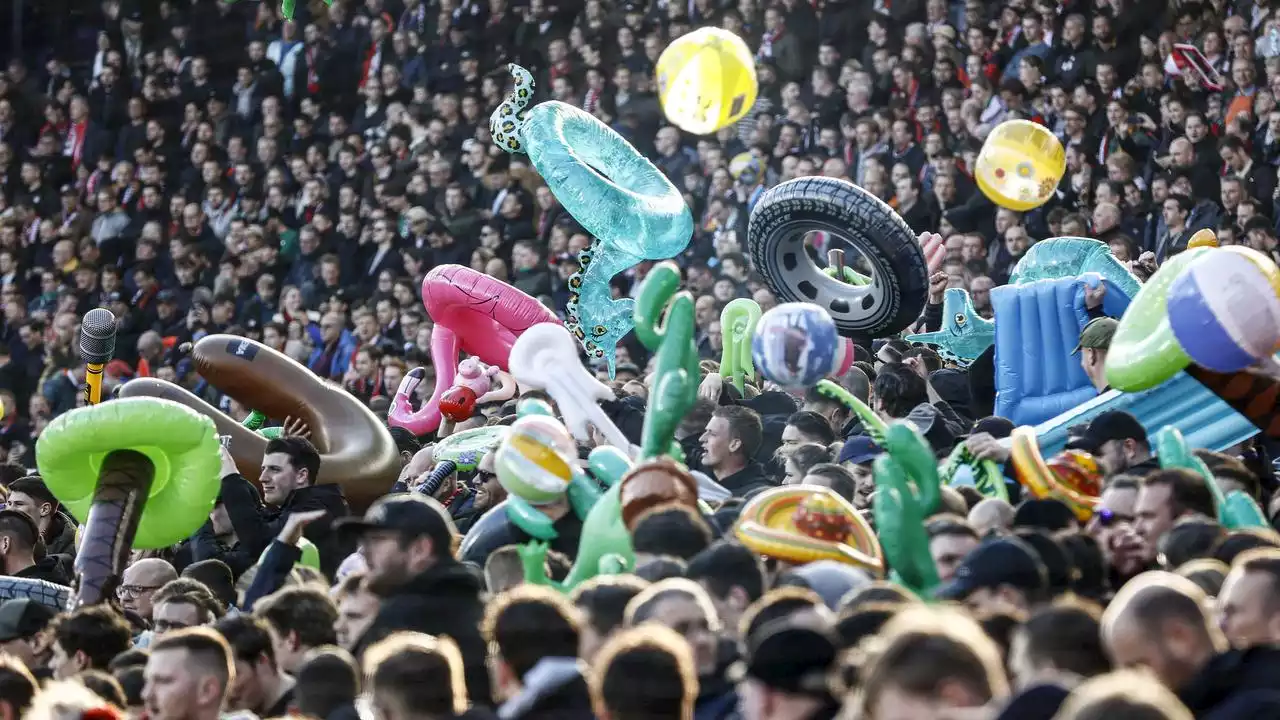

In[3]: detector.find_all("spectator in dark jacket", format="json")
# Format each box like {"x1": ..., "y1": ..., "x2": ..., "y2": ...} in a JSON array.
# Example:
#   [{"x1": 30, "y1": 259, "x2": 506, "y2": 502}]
[
  {"x1": 484, "y1": 585, "x2": 595, "y2": 720},
  {"x1": 338, "y1": 494, "x2": 492, "y2": 707},
  {"x1": 217, "y1": 435, "x2": 351, "y2": 579}
]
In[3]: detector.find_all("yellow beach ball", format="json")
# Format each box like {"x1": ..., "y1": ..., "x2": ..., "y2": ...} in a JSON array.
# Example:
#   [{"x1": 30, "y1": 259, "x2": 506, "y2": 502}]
[
  {"x1": 974, "y1": 119, "x2": 1066, "y2": 212},
  {"x1": 656, "y1": 27, "x2": 758, "y2": 135}
]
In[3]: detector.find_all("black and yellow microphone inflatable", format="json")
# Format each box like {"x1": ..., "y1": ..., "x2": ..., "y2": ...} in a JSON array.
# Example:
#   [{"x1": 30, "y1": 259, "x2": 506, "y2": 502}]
[{"x1": 79, "y1": 308, "x2": 117, "y2": 406}]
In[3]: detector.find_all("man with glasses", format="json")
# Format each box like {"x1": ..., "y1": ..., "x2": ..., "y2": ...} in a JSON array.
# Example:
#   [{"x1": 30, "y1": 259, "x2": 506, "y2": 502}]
[{"x1": 118, "y1": 558, "x2": 178, "y2": 625}]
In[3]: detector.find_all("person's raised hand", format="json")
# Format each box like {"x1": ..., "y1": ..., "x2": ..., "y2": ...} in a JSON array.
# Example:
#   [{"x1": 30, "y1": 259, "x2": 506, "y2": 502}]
[
  {"x1": 218, "y1": 437, "x2": 238, "y2": 479},
  {"x1": 965, "y1": 433, "x2": 1010, "y2": 464},
  {"x1": 282, "y1": 415, "x2": 312, "y2": 439},
  {"x1": 278, "y1": 509, "x2": 328, "y2": 545},
  {"x1": 918, "y1": 231, "x2": 946, "y2": 274},
  {"x1": 698, "y1": 372, "x2": 724, "y2": 404},
  {"x1": 1084, "y1": 280, "x2": 1107, "y2": 309},
  {"x1": 927, "y1": 271, "x2": 948, "y2": 305}
]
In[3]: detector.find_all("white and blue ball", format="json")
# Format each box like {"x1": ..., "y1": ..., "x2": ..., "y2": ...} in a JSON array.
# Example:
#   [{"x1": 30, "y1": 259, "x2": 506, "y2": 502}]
[
  {"x1": 1168, "y1": 250, "x2": 1280, "y2": 373},
  {"x1": 751, "y1": 302, "x2": 845, "y2": 388}
]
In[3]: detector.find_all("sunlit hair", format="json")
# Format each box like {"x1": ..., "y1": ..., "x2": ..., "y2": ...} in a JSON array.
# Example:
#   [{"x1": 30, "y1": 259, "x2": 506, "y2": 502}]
[
  {"x1": 362, "y1": 632, "x2": 468, "y2": 717},
  {"x1": 855, "y1": 605, "x2": 1010, "y2": 716},
  {"x1": 1053, "y1": 669, "x2": 1194, "y2": 720},
  {"x1": 625, "y1": 578, "x2": 723, "y2": 633},
  {"x1": 738, "y1": 585, "x2": 826, "y2": 640},
  {"x1": 590, "y1": 623, "x2": 698, "y2": 720},
  {"x1": 25, "y1": 680, "x2": 120, "y2": 720}
]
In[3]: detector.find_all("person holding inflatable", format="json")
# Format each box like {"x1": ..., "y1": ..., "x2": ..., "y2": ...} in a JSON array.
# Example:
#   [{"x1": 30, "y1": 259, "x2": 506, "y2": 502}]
[
  {"x1": 215, "y1": 435, "x2": 351, "y2": 579},
  {"x1": 1075, "y1": 317, "x2": 1120, "y2": 394}
]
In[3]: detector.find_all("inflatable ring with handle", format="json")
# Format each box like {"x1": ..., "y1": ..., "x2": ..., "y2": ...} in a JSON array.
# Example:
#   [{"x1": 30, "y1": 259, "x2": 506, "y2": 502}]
[
  {"x1": 37, "y1": 398, "x2": 221, "y2": 606},
  {"x1": 736, "y1": 486, "x2": 883, "y2": 574},
  {"x1": 191, "y1": 334, "x2": 400, "y2": 509},
  {"x1": 748, "y1": 176, "x2": 929, "y2": 339},
  {"x1": 1008, "y1": 427, "x2": 1099, "y2": 521}
]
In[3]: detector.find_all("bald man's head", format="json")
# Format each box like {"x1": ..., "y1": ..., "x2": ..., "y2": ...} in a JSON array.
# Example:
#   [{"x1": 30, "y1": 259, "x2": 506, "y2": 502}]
[
  {"x1": 1170, "y1": 138, "x2": 1194, "y2": 167},
  {"x1": 1101, "y1": 572, "x2": 1225, "y2": 690},
  {"x1": 121, "y1": 558, "x2": 179, "y2": 620},
  {"x1": 968, "y1": 498, "x2": 1014, "y2": 537},
  {"x1": 1092, "y1": 203, "x2": 1122, "y2": 234}
]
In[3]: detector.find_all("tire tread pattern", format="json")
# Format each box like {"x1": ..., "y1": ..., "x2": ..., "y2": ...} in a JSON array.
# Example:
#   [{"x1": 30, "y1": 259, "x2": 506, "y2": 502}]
[{"x1": 747, "y1": 177, "x2": 929, "y2": 337}]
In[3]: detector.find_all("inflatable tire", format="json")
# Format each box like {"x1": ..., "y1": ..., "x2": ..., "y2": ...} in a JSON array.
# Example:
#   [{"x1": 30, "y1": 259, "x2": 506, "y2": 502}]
[
  {"x1": 748, "y1": 177, "x2": 928, "y2": 338},
  {"x1": 36, "y1": 397, "x2": 222, "y2": 549},
  {"x1": 0, "y1": 576, "x2": 71, "y2": 610}
]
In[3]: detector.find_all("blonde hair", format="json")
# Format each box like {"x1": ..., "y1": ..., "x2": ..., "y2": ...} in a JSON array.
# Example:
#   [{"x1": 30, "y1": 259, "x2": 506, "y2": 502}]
[{"x1": 26, "y1": 681, "x2": 118, "y2": 720}]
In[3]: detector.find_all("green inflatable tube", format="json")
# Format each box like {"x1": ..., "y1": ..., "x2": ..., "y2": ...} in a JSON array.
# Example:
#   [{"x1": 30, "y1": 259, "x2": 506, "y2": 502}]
[
  {"x1": 872, "y1": 422, "x2": 942, "y2": 596},
  {"x1": 258, "y1": 536, "x2": 322, "y2": 571},
  {"x1": 940, "y1": 444, "x2": 1007, "y2": 502},
  {"x1": 817, "y1": 380, "x2": 886, "y2": 446},
  {"x1": 520, "y1": 445, "x2": 636, "y2": 592},
  {"x1": 37, "y1": 398, "x2": 222, "y2": 549},
  {"x1": 1106, "y1": 248, "x2": 1209, "y2": 392}
]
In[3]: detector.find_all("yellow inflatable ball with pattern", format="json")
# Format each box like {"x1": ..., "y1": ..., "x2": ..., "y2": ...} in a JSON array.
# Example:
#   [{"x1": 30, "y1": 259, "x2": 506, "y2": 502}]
[
  {"x1": 656, "y1": 27, "x2": 758, "y2": 135},
  {"x1": 974, "y1": 119, "x2": 1066, "y2": 211}
]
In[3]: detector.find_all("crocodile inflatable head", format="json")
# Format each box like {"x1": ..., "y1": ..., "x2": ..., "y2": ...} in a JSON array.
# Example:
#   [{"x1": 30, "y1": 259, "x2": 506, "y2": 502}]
[{"x1": 905, "y1": 288, "x2": 995, "y2": 366}]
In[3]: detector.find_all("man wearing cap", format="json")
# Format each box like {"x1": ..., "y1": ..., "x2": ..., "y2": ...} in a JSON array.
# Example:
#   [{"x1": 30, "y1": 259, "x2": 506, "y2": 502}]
[
  {"x1": 735, "y1": 615, "x2": 842, "y2": 720},
  {"x1": 934, "y1": 536, "x2": 1049, "y2": 614},
  {"x1": 1069, "y1": 410, "x2": 1157, "y2": 477},
  {"x1": 0, "y1": 598, "x2": 57, "y2": 672},
  {"x1": 836, "y1": 436, "x2": 881, "y2": 509},
  {"x1": 1074, "y1": 316, "x2": 1118, "y2": 393},
  {"x1": 338, "y1": 494, "x2": 491, "y2": 705}
]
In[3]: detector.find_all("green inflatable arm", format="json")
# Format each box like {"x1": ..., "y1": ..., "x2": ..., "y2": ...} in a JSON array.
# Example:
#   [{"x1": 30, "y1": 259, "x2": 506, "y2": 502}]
[
  {"x1": 1155, "y1": 427, "x2": 1268, "y2": 529},
  {"x1": 720, "y1": 299, "x2": 761, "y2": 394},
  {"x1": 816, "y1": 380, "x2": 887, "y2": 446},
  {"x1": 872, "y1": 422, "x2": 942, "y2": 596},
  {"x1": 633, "y1": 261, "x2": 700, "y2": 460}
]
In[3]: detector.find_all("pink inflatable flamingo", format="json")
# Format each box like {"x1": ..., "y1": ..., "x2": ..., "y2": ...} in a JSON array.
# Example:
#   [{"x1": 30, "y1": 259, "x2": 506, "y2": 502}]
[{"x1": 389, "y1": 265, "x2": 561, "y2": 436}]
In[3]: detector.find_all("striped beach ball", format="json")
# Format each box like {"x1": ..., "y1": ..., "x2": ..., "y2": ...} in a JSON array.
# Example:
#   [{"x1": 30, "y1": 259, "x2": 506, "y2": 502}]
[
  {"x1": 494, "y1": 415, "x2": 576, "y2": 505},
  {"x1": 1168, "y1": 247, "x2": 1280, "y2": 373},
  {"x1": 751, "y1": 302, "x2": 844, "y2": 389}
]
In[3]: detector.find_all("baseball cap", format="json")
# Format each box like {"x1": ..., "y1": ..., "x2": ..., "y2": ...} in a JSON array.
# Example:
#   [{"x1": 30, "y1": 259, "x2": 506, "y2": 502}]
[
  {"x1": 0, "y1": 598, "x2": 57, "y2": 642},
  {"x1": 1071, "y1": 317, "x2": 1118, "y2": 354},
  {"x1": 156, "y1": 289, "x2": 178, "y2": 303},
  {"x1": 334, "y1": 494, "x2": 457, "y2": 548},
  {"x1": 1067, "y1": 410, "x2": 1148, "y2": 453},
  {"x1": 837, "y1": 435, "x2": 882, "y2": 465},
  {"x1": 934, "y1": 536, "x2": 1048, "y2": 601},
  {"x1": 734, "y1": 614, "x2": 839, "y2": 696}
]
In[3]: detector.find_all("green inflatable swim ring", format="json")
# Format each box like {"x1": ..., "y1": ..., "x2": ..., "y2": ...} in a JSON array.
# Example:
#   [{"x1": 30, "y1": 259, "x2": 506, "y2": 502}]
[
  {"x1": 36, "y1": 398, "x2": 222, "y2": 549},
  {"x1": 259, "y1": 536, "x2": 322, "y2": 571},
  {"x1": 1105, "y1": 248, "x2": 1208, "y2": 392}
]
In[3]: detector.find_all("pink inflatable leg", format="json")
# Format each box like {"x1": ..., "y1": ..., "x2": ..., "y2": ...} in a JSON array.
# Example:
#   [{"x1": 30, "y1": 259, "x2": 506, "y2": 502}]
[{"x1": 387, "y1": 325, "x2": 460, "y2": 436}]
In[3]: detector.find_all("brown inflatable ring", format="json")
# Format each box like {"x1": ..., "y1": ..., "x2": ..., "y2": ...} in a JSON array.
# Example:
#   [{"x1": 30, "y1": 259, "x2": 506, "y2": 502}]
[
  {"x1": 122, "y1": 335, "x2": 399, "y2": 509},
  {"x1": 118, "y1": 378, "x2": 267, "y2": 480}
]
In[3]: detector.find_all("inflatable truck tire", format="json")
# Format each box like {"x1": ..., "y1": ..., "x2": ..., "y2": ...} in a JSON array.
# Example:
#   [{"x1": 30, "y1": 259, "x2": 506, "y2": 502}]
[{"x1": 748, "y1": 177, "x2": 929, "y2": 338}]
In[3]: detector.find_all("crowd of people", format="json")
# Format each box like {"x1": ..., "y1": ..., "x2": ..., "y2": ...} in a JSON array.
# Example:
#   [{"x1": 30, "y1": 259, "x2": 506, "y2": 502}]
[{"x1": 3, "y1": 0, "x2": 1280, "y2": 718}]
